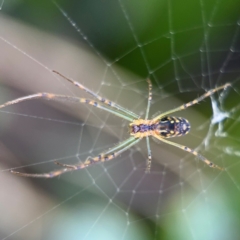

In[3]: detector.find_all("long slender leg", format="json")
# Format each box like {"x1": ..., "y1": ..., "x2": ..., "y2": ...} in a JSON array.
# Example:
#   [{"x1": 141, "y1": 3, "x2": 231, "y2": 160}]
[
  {"x1": 153, "y1": 83, "x2": 231, "y2": 121},
  {"x1": 0, "y1": 93, "x2": 134, "y2": 122},
  {"x1": 104, "y1": 136, "x2": 136, "y2": 155},
  {"x1": 145, "y1": 136, "x2": 152, "y2": 173},
  {"x1": 10, "y1": 137, "x2": 141, "y2": 178},
  {"x1": 153, "y1": 134, "x2": 224, "y2": 170},
  {"x1": 10, "y1": 167, "x2": 73, "y2": 178},
  {"x1": 145, "y1": 78, "x2": 152, "y2": 120},
  {"x1": 55, "y1": 137, "x2": 141, "y2": 169},
  {"x1": 55, "y1": 136, "x2": 136, "y2": 168},
  {"x1": 53, "y1": 70, "x2": 140, "y2": 119}
]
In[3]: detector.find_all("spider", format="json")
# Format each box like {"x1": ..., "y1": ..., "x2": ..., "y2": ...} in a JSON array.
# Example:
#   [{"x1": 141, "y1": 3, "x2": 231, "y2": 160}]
[{"x1": 1, "y1": 70, "x2": 230, "y2": 178}]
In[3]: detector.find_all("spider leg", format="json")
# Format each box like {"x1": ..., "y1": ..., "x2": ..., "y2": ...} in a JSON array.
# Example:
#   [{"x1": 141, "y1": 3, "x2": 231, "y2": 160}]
[
  {"x1": 153, "y1": 134, "x2": 224, "y2": 170},
  {"x1": 145, "y1": 78, "x2": 152, "y2": 120},
  {"x1": 153, "y1": 83, "x2": 231, "y2": 121},
  {"x1": 10, "y1": 167, "x2": 72, "y2": 178},
  {"x1": 53, "y1": 70, "x2": 140, "y2": 119},
  {"x1": 104, "y1": 136, "x2": 136, "y2": 155},
  {"x1": 0, "y1": 93, "x2": 134, "y2": 122},
  {"x1": 54, "y1": 136, "x2": 141, "y2": 170},
  {"x1": 10, "y1": 137, "x2": 141, "y2": 178},
  {"x1": 145, "y1": 136, "x2": 152, "y2": 173},
  {"x1": 54, "y1": 136, "x2": 136, "y2": 168}
]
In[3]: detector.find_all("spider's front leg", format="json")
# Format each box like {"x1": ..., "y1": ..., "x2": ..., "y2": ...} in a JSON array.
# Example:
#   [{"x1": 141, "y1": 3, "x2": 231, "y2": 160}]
[
  {"x1": 10, "y1": 167, "x2": 72, "y2": 178},
  {"x1": 53, "y1": 70, "x2": 140, "y2": 119},
  {"x1": 54, "y1": 137, "x2": 141, "y2": 170},
  {"x1": 10, "y1": 137, "x2": 141, "y2": 178}
]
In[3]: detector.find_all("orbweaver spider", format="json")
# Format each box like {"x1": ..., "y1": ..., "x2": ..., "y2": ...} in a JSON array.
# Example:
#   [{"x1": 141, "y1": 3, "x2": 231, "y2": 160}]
[{"x1": 2, "y1": 70, "x2": 230, "y2": 178}]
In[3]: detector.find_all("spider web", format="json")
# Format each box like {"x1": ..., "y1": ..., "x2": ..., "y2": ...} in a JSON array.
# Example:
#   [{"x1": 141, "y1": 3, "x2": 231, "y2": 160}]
[{"x1": 0, "y1": 0, "x2": 240, "y2": 239}]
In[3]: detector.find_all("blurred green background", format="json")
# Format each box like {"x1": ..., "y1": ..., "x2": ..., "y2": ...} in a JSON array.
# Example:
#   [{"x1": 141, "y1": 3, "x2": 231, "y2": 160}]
[{"x1": 0, "y1": 0, "x2": 240, "y2": 240}]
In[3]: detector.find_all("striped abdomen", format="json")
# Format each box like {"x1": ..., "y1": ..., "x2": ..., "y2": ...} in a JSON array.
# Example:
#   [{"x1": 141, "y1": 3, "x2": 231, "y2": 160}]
[
  {"x1": 158, "y1": 116, "x2": 190, "y2": 138},
  {"x1": 130, "y1": 117, "x2": 190, "y2": 138}
]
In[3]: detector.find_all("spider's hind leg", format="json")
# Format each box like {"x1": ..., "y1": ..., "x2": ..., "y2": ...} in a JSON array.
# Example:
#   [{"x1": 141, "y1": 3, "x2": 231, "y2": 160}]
[
  {"x1": 153, "y1": 134, "x2": 224, "y2": 171},
  {"x1": 153, "y1": 83, "x2": 231, "y2": 121}
]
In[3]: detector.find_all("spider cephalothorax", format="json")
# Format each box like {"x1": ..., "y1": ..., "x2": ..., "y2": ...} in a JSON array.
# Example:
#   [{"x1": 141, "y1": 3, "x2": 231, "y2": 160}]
[{"x1": 2, "y1": 70, "x2": 229, "y2": 178}]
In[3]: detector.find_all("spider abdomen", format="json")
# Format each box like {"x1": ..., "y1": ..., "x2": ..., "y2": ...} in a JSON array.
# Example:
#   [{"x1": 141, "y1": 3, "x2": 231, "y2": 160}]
[
  {"x1": 130, "y1": 117, "x2": 190, "y2": 138},
  {"x1": 158, "y1": 116, "x2": 191, "y2": 138}
]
